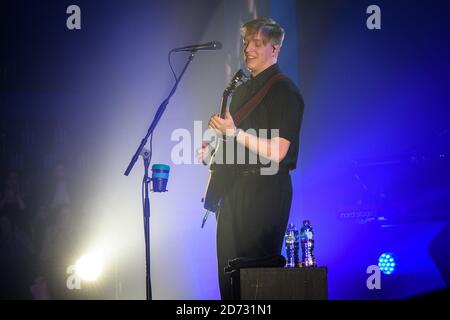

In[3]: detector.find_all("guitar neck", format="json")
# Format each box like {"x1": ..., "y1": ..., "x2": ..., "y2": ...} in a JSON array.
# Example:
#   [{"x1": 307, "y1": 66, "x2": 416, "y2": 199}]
[{"x1": 219, "y1": 92, "x2": 229, "y2": 118}]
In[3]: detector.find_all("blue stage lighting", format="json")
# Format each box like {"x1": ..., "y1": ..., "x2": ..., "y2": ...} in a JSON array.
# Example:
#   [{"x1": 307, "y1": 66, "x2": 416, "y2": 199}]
[{"x1": 378, "y1": 253, "x2": 397, "y2": 275}]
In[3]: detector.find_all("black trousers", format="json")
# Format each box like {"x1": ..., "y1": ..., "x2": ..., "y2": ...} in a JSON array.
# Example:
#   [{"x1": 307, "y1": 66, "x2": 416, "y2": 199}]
[{"x1": 216, "y1": 172, "x2": 292, "y2": 300}]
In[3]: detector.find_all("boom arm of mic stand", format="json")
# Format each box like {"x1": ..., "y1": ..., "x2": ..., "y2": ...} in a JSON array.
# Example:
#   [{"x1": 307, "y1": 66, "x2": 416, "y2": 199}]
[{"x1": 124, "y1": 50, "x2": 196, "y2": 176}]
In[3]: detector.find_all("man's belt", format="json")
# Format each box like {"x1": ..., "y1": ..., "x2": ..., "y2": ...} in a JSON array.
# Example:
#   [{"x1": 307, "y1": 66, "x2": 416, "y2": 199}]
[{"x1": 225, "y1": 166, "x2": 290, "y2": 176}]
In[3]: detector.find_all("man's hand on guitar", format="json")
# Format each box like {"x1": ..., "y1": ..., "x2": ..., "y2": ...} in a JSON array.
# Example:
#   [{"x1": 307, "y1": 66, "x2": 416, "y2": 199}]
[
  {"x1": 208, "y1": 111, "x2": 237, "y2": 137},
  {"x1": 197, "y1": 142, "x2": 213, "y2": 165}
]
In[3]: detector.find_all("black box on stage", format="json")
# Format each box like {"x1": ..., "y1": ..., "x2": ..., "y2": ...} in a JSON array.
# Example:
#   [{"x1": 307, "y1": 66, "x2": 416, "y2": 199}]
[{"x1": 232, "y1": 267, "x2": 328, "y2": 300}]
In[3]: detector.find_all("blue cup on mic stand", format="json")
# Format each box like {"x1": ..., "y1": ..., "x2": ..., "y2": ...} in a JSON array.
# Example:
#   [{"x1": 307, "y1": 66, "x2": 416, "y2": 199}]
[{"x1": 151, "y1": 164, "x2": 170, "y2": 192}]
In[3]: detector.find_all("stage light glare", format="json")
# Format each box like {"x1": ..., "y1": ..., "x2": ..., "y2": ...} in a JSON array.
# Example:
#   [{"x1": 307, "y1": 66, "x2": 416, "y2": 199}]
[{"x1": 76, "y1": 252, "x2": 104, "y2": 281}]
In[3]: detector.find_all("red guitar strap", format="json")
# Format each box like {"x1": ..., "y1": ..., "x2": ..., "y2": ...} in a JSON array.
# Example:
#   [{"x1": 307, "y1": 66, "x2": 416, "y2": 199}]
[{"x1": 232, "y1": 73, "x2": 288, "y2": 126}]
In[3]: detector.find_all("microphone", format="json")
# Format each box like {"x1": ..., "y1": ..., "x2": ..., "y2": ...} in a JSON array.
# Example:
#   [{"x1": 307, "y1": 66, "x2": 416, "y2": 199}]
[{"x1": 172, "y1": 41, "x2": 222, "y2": 52}]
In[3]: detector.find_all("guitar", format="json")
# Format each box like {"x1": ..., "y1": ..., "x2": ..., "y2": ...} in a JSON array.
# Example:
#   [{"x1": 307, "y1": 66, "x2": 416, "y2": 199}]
[{"x1": 201, "y1": 69, "x2": 246, "y2": 221}]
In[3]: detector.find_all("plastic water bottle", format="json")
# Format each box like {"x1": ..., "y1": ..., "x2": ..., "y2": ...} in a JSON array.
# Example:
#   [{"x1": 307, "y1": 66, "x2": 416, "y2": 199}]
[
  {"x1": 300, "y1": 220, "x2": 316, "y2": 267},
  {"x1": 284, "y1": 223, "x2": 299, "y2": 268}
]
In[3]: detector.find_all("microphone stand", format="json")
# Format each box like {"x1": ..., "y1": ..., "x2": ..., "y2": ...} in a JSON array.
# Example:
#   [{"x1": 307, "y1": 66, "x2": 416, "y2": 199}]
[{"x1": 124, "y1": 50, "x2": 197, "y2": 300}]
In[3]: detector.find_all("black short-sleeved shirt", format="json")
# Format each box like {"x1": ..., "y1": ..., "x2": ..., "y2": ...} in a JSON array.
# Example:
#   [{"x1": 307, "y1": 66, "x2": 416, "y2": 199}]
[{"x1": 221, "y1": 63, "x2": 304, "y2": 171}]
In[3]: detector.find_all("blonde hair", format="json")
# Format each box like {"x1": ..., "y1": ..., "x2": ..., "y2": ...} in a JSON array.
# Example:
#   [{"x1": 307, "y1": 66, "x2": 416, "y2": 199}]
[{"x1": 241, "y1": 18, "x2": 285, "y2": 46}]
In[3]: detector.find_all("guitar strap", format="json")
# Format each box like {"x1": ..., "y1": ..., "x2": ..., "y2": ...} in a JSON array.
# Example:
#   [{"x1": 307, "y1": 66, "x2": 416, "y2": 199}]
[{"x1": 232, "y1": 73, "x2": 288, "y2": 126}]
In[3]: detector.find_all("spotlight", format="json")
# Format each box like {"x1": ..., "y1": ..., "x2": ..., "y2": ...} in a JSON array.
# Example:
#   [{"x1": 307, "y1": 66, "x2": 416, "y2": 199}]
[
  {"x1": 76, "y1": 252, "x2": 104, "y2": 281},
  {"x1": 378, "y1": 252, "x2": 397, "y2": 275}
]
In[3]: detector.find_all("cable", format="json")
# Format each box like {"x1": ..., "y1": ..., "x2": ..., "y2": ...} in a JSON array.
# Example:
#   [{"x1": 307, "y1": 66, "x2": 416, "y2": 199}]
[{"x1": 168, "y1": 50, "x2": 178, "y2": 82}]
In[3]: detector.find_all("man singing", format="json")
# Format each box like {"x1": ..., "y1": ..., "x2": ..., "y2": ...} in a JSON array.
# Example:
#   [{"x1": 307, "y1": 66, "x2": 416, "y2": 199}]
[{"x1": 200, "y1": 18, "x2": 304, "y2": 300}]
